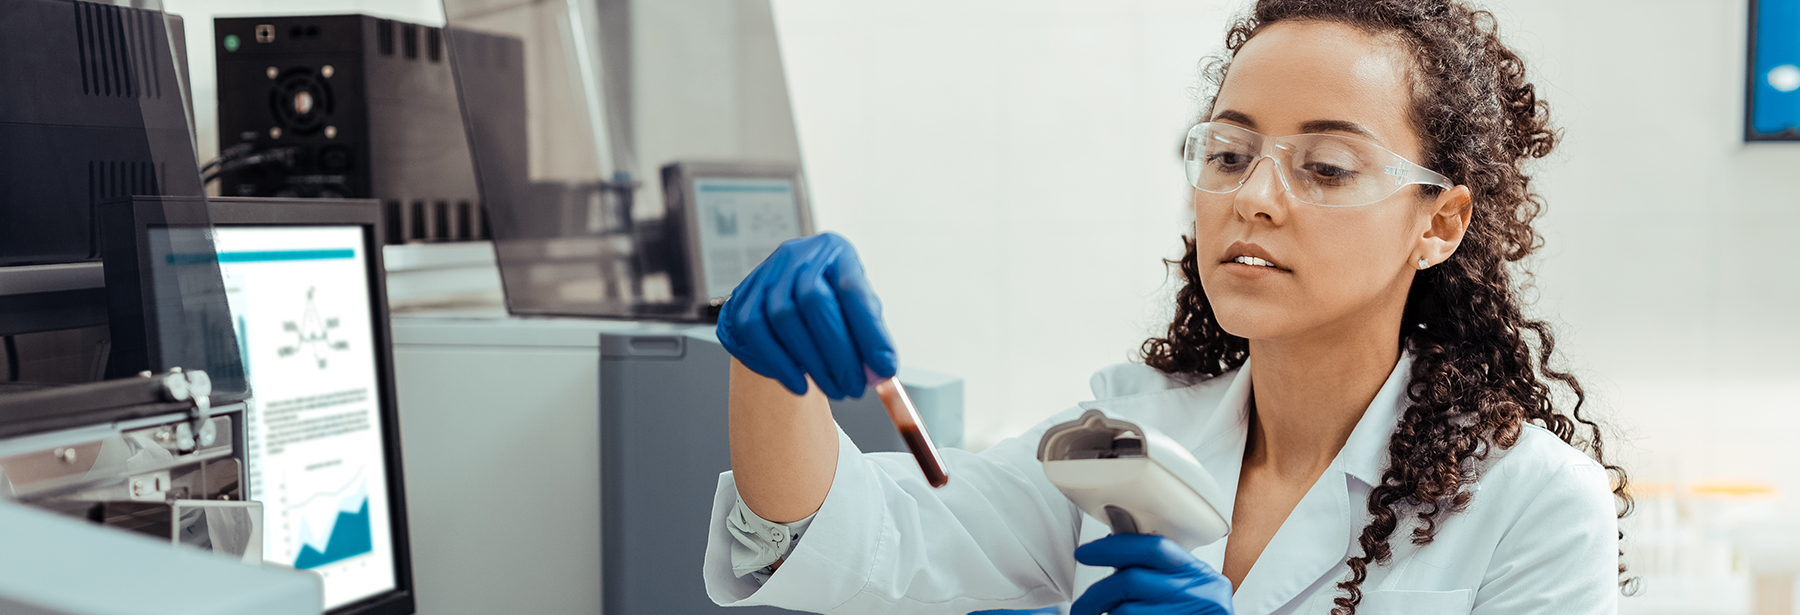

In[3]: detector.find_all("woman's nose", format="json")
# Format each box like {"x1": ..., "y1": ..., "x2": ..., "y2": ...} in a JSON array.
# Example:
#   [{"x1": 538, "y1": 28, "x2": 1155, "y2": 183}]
[{"x1": 1231, "y1": 156, "x2": 1288, "y2": 224}]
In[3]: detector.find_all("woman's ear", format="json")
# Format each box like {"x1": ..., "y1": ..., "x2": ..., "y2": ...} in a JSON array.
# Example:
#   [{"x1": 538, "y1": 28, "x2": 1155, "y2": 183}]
[{"x1": 1416, "y1": 185, "x2": 1473, "y2": 268}]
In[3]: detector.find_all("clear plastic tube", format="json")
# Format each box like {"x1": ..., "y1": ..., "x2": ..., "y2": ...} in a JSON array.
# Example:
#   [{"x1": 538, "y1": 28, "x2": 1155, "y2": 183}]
[{"x1": 867, "y1": 368, "x2": 949, "y2": 488}]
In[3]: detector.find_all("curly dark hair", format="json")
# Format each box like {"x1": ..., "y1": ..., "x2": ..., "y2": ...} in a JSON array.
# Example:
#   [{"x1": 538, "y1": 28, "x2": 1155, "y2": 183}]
[{"x1": 1139, "y1": 1, "x2": 1632, "y2": 613}]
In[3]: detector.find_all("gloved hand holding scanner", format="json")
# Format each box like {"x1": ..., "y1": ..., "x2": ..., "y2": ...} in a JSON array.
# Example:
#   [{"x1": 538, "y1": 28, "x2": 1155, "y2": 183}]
[
  {"x1": 717, "y1": 232, "x2": 948, "y2": 491},
  {"x1": 1041, "y1": 409, "x2": 1236, "y2": 614}
]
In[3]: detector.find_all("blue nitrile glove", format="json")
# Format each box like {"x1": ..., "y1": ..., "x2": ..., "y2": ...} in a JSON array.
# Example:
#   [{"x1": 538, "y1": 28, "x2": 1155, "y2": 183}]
[
  {"x1": 716, "y1": 232, "x2": 898, "y2": 400},
  {"x1": 1071, "y1": 534, "x2": 1234, "y2": 615}
]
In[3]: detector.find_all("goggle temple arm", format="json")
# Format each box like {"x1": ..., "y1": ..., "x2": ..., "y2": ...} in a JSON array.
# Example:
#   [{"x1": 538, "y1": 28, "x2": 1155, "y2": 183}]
[{"x1": 1384, "y1": 161, "x2": 1454, "y2": 190}]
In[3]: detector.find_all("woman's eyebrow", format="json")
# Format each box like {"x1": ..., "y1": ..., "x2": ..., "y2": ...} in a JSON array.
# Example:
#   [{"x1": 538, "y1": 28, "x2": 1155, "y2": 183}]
[
  {"x1": 1211, "y1": 109, "x2": 1256, "y2": 127},
  {"x1": 1300, "y1": 119, "x2": 1380, "y2": 142},
  {"x1": 1210, "y1": 111, "x2": 1381, "y2": 144}
]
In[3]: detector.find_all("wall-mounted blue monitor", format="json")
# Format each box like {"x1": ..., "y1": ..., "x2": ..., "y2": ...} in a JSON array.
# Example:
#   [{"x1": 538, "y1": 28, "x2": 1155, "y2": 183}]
[{"x1": 1749, "y1": 0, "x2": 1800, "y2": 140}]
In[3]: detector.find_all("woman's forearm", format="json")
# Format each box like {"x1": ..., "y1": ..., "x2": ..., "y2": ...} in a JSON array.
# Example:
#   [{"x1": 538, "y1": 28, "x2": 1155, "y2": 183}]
[{"x1": 728, "y1": 358, "x2": 841, "y2": 524}]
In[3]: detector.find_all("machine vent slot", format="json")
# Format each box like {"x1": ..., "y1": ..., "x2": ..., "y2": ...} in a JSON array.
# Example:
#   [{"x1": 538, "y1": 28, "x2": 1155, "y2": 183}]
[
  {"x1": 433, "y1": 200, "x2": 450, "y2": 239},
  {"x1": 455, "y1": 200, "x2": 473, "y2": 240},
  {"x1": 409, "y1": 200, "x2": 426, "y2": 241},
  {"x1": 402, "y1": 23, "x2": 418, "y2": 59},
  {"x1": 89, "y1": 161, "x2": 161, "y2": 204},
  {"x1": 72, "y1": 2, "x2": 161, "y2": 99},
  {"x1": 426, "y1": 27, "x2": 441, "y2": 62},
  {"x1": 377, "y1": 19, "x2": 394, "y2": 56},
  {"x1": 89, "y1": 161, "x2": 161, "y2": 252},
  {"x1": 384, "y1": 201, "x2": 404, "y2": 244}
]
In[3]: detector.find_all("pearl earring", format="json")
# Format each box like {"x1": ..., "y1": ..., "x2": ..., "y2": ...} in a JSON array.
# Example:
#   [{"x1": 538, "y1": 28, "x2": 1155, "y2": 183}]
[{"x1": 1417, "y1": 257, "x2": 1429, "y2": 270}]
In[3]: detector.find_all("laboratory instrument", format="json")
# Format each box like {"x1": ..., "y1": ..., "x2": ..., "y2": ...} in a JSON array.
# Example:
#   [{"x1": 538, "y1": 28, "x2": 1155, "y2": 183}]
[
  {"x1": 446, "y1": 0, "x2": 811, "y2": 322},
  {"x1": 653, "y1": 161, "x2": 816, "y2": 320},
  {"x1": 0, "y1": 370, "x2": 320, "y2": 615},
  {"x1": 1037, "y1": 408, "x2": 1230, "y2": 551},
  {"x1": 213, "y1": 15, "x2": 494, "y2": 244},
  {"x1": 0, "y1": 0, "x2": 199, "y2": 267},
  {"x1": 1, "y1": 369, "x2": 252, "y2": 557}
]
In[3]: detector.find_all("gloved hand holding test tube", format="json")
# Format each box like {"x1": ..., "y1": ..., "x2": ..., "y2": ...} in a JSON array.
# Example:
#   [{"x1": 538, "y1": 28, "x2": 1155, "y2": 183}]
[{"x1": 717, "y1": 232, "x2": 949, "y2": 489}]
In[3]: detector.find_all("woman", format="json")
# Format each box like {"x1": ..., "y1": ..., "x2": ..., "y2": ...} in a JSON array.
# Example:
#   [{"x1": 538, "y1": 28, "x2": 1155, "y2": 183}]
[{"x1": 704, "y1": 0, "x2": 1629, "y2": 613}]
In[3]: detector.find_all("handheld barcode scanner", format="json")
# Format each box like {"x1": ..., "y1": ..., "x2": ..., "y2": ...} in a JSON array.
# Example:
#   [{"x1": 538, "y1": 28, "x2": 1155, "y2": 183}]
[{"x1": 1037, "y1": 408, "x2": 1231, "y2": 551}]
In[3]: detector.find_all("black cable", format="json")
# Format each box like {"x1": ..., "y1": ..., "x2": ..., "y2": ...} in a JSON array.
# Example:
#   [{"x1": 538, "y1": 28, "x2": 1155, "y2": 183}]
[
  {"x1": 200, "y1": 143, "x2": 257, "y2": 174},
  {"x1": 4, "y1": 335, "x2": 19, "y2": 382},
  {"x1": 202, "y1": 147, "x2": 300, "y2": 184}
]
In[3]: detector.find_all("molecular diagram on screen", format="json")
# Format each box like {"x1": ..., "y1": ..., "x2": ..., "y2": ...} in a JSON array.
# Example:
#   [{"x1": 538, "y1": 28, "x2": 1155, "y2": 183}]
[{"x1": 277, "y1": 286, "x2": 350, "y2": 369}]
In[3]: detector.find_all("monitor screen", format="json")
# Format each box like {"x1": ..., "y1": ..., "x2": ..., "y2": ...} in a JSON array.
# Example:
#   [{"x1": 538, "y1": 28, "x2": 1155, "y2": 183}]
[
  {"x1": 1750, "y1": 0, "x2": 1800, "y2": 139},
  {"x1": 214, "y1": 226, "x2": 398, "y2": 610},
  {"x1": 692, "y1": 177, "x2": 804, "y2": 300}
]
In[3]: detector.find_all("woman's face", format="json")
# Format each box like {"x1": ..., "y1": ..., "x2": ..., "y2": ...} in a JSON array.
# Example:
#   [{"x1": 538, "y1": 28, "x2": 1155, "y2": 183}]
[{"x1": 1196, "y1": 20, "x2": 1470, "y2": 344}]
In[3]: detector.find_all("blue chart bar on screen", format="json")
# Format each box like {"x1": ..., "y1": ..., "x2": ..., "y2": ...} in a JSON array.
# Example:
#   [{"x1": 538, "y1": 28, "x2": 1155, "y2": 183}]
[{"x1": 1751, "y1": 0, "x2": 1800, "y2": 138}]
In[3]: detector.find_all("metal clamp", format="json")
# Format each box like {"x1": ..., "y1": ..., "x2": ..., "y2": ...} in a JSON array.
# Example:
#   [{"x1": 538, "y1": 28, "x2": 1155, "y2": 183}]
[{"x1": 155, "y1": 368, "x2": 215, "y2": 452}]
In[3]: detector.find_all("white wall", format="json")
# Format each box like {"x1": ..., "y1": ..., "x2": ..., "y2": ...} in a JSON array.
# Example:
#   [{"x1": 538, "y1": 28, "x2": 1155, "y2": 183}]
[
  {"x1": 769, "y1": 0, "x2": 1800, "y2": 517},
  {"x1": 771, "y1": 0, "x2": 1238, "y2": 450},
  {"x1": 1491, "y1": 0, "x2": 1800, "y2": 506}
]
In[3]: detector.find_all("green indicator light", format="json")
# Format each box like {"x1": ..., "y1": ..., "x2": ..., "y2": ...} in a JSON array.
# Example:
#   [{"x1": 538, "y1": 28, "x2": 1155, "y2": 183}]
[{"x1": 223, "y1": 34, "x2": 240, "y2": 52}]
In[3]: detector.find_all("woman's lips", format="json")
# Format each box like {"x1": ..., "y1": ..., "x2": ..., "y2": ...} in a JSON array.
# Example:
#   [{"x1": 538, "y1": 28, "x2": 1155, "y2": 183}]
[
  {"x1": 1220, "y1": 241, "x2": 1289, "y2": 277},
  {"x1": 1221, "y1": 260, "x2": 1286, "y2": 279}
]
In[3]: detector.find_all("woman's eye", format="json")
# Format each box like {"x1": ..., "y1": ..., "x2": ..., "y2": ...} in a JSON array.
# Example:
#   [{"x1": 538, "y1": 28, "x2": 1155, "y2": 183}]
[
  {"x1": 1301, "y1": 162, "x2": 1356, "y2": 183},
  {"x1": 1205, "y1": 152, "x2": 1252, "y2": 170}
]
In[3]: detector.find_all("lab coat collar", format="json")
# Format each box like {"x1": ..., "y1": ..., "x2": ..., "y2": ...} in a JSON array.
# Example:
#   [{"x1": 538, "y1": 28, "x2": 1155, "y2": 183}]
[
  {"x1": 1338, "y1": 352, "x2": 1414, "y2": 487},
  {"x1": 1204, "y1": 352, "x2": 1413, "y2": 614}
]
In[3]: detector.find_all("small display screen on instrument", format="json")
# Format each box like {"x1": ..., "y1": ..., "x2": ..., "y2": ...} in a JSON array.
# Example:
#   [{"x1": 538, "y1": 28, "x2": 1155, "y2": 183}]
[{"x1": 692, "y1": 177, "x2": 805, "y2": 300}]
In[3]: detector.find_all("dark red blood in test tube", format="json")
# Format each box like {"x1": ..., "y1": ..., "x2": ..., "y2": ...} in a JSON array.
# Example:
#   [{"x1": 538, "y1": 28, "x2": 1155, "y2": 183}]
[
  {"x1": 868, "y1": 369, "x2": 949, "y2": 488},
  {"x1": 898, "y1": 426, "x2": 949, "y2": 487}
]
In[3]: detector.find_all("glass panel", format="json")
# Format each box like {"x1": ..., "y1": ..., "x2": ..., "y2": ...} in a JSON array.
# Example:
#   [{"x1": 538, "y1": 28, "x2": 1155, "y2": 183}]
[
  {"x1": 444, "y1": 0, "x2": 651, "y2": 317},
  {"x1": 132, "y1": 7, "x2": 245, "y2": 396}
]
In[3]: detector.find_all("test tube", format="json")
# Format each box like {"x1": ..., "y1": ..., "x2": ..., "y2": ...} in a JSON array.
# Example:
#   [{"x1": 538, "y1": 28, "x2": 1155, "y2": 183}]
[{"x1": 867, "y1": 368, "x2": 950, "y2": 488}]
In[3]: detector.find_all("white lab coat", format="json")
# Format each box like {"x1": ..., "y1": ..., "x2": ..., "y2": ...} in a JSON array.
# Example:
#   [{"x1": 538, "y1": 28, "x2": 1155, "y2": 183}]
[{"x1": 703, "y1": 355, "x2": 1619, "y2": 614}]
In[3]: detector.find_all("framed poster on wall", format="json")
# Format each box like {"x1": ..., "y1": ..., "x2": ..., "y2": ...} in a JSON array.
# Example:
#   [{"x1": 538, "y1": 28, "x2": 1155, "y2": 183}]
[{"x1": 1748, "y1": 0, "x2": 1800, "y2": 140}]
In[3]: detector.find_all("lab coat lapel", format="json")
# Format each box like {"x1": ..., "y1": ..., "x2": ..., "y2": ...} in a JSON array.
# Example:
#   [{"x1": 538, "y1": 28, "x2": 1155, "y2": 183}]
[
  {"x1": 1185, "y1": 361, "x2": 1252, "y2": 571},
  {"x1": 1228, "y1": 462, "x2": 1355, "y2": 615},
  {"x1": 1230, "y1": 353, "x2": 1414, "y2": 615}
]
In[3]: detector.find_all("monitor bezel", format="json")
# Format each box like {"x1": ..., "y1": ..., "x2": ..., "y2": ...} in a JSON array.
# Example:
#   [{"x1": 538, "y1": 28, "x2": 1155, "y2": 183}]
[{"x1": 106, "y1": 196, "x2": 415, "y2": 615}]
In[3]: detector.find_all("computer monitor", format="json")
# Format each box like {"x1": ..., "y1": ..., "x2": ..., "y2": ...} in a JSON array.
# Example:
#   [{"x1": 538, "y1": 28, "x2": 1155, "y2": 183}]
[
  {"x1": 210, "y1": 198, "x2": 411, "y2": 614},
  {"x1": 101, "y1": 196, "x2": 414, "y2": 615}
]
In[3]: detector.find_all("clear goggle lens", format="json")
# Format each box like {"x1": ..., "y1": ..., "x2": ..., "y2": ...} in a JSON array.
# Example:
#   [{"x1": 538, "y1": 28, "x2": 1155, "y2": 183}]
[{"x1": 1182, "y1": 122, "x2": 1453, "y2": 207}]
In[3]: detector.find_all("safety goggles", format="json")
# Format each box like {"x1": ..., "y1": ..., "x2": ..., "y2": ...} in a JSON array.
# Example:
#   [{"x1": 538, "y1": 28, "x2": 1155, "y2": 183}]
[{"x1": 1182, "y1": 122, "x2": 1453, "y2": 207}]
